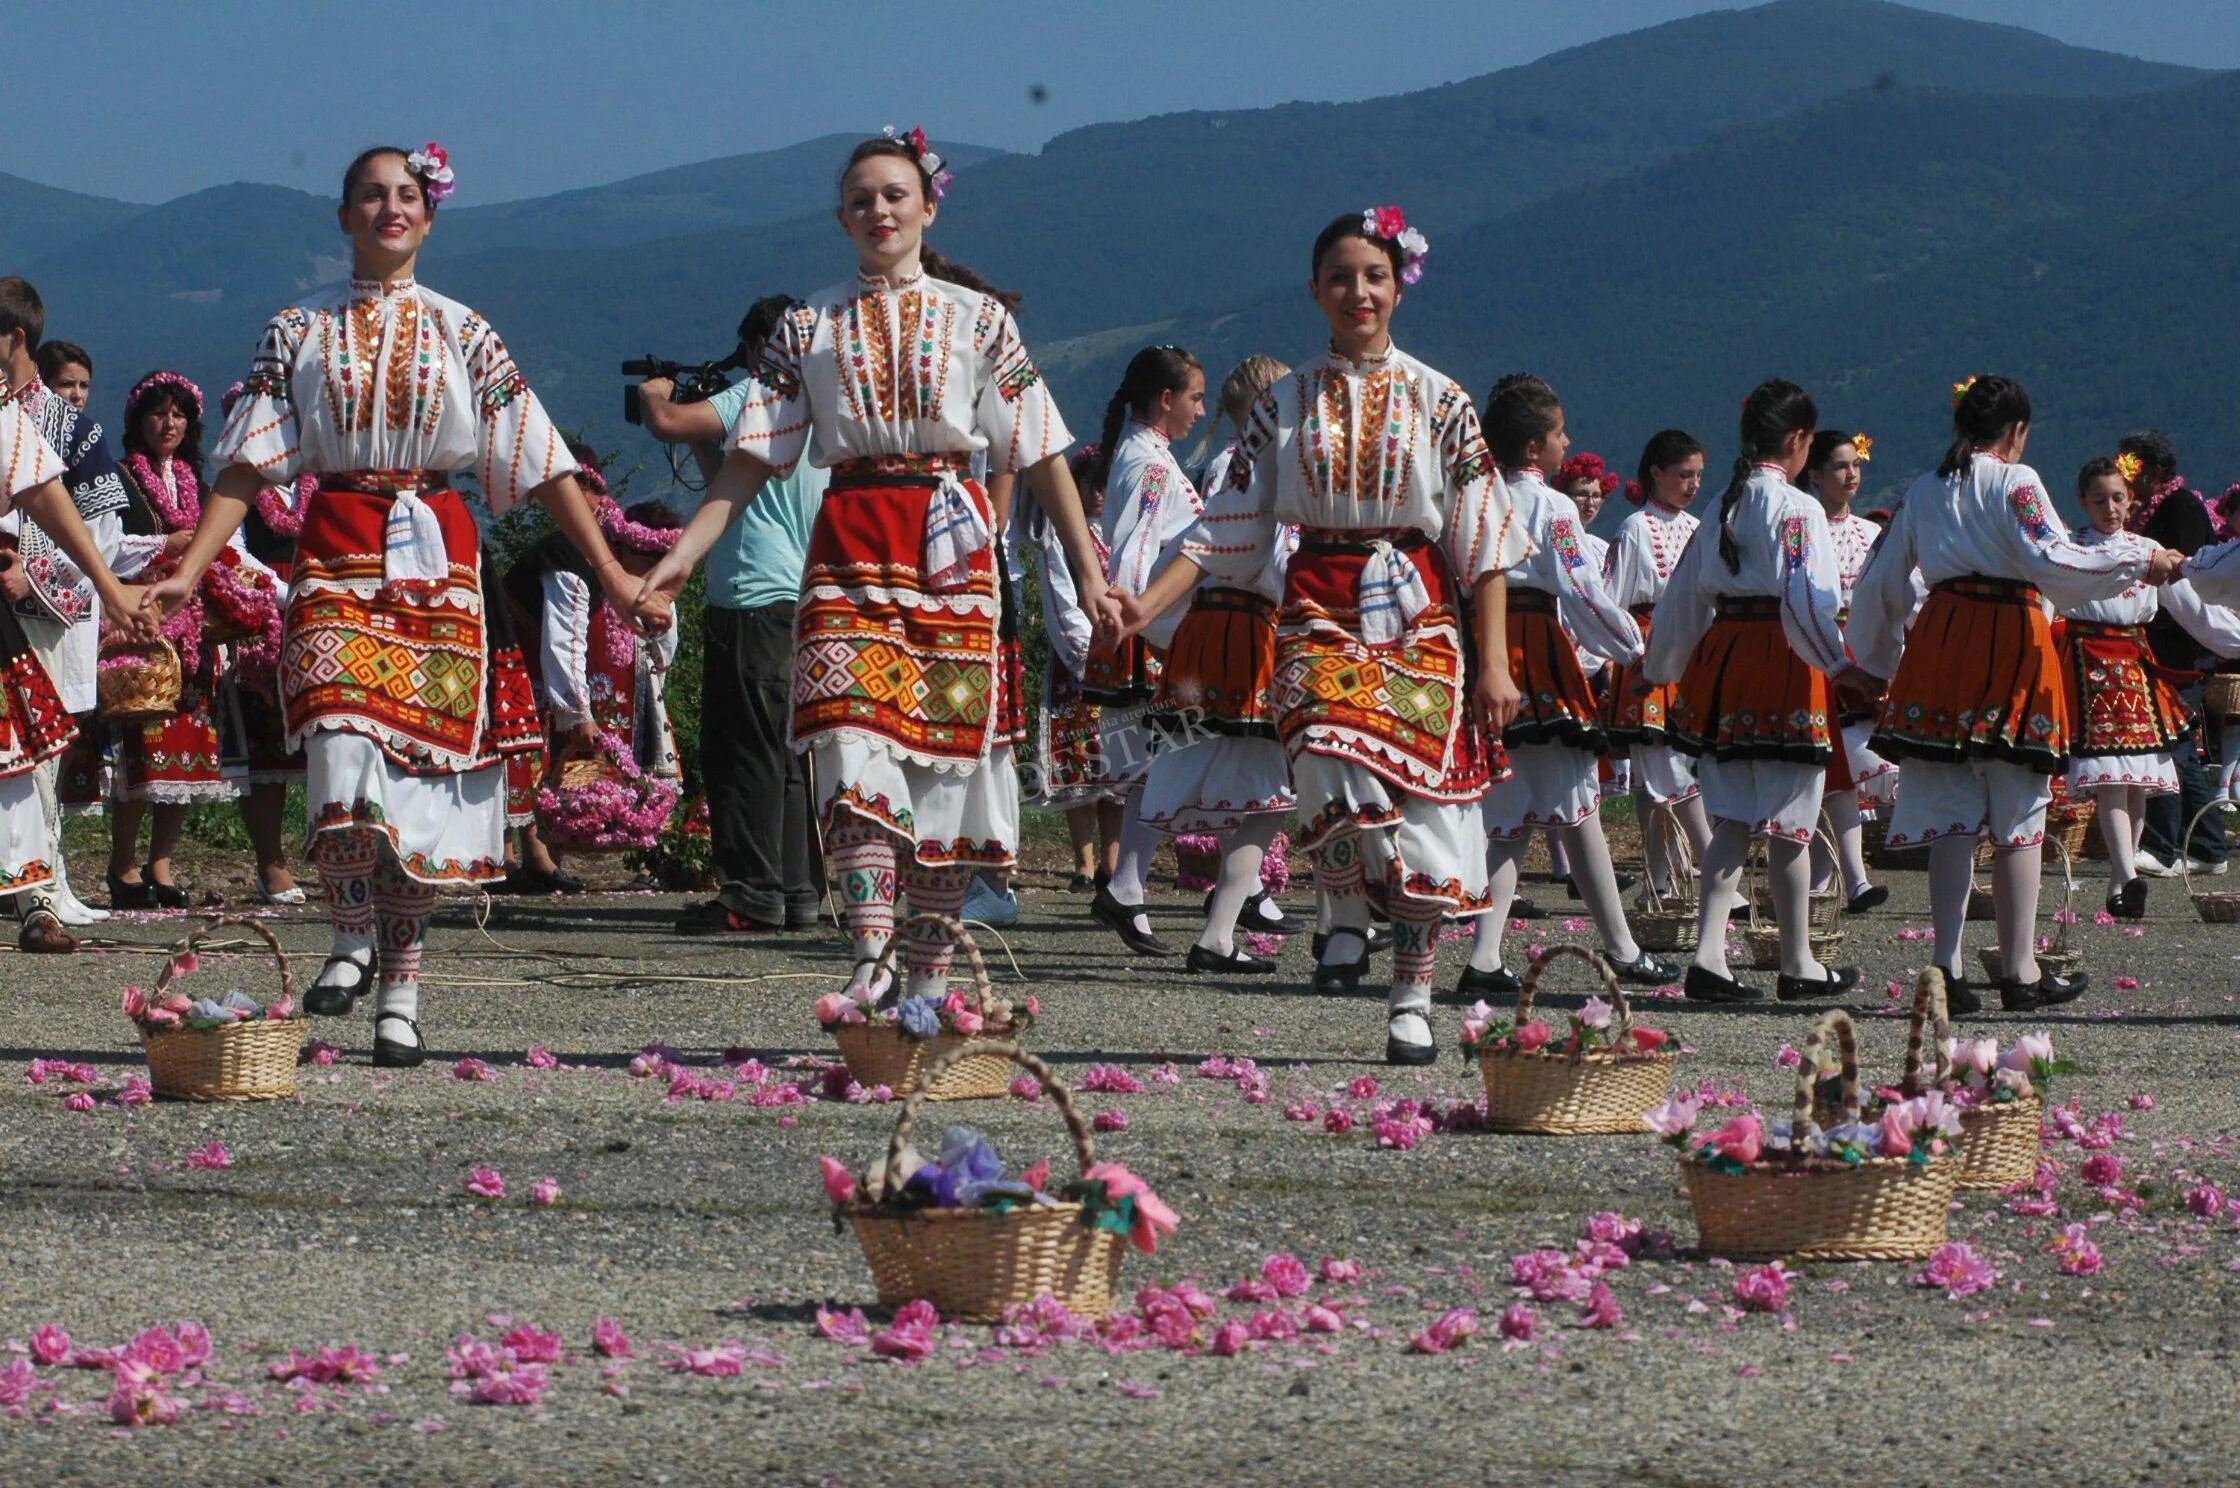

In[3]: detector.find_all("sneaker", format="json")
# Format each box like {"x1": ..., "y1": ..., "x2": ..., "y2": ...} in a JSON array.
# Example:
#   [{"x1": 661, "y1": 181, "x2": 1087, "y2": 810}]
[
  {"x1": 2134, "y1": 849, "x2": 2182, "y2": 879},
  {"x1": 2184, "y1": 857, "x2": 2230, "y2": 877},
  {"x1": 961, "y1": 877, "x2": 1020, "y2": 927}
]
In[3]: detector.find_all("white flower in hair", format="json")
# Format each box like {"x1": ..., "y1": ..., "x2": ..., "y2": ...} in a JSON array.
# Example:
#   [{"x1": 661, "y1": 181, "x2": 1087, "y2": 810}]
[
  {"x1": 1396, "y1": 227, "x2": 1429, "y2": 259},
  {"x1": 405, "y1": 141, "x2": 455, "y2": 203}
]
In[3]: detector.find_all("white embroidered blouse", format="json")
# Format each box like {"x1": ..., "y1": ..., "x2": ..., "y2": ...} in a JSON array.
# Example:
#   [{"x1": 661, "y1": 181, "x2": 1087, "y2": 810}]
[
  {"x1": 2064, "y1": 526, "x2": 2240, "y2": 653},
  {"x1": 1195, "y1": 442, "x2": 1298, "y2": 605},
  {"x1": 211, "y1": 277, "x2": 577, "y2": 513},
  {"x1": 1501, "y1": 469, "x2": 1641, "y2": 667},
  {"x1": 1826, "y1": 511, "x2": 1881, "y2": 613},
  {"x1": 1645, "y1": 467, "x2": 1849, "y2": 685},
  {"x1": 1103, "y1": 420, "x2": 1204, "y2": 650},
  {"x1": 0, "y1": 400, "x2": 62, "y2": 509},
  {"x1": 726, "y1": 270, "x2": 1070, "y2": 476},
  {"x1": 1849, "y1": 453, "x2": 2152, "y2": 680},
  {"x1": 1604, "y1": 503, "x2": 1700, "y2": 614}
]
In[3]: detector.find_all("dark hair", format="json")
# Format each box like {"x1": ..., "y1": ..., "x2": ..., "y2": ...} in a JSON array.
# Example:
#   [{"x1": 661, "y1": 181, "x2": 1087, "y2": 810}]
[
  {"x1": 2116, "y1": 428, "x2": 2176, "y2": 487},
  {"x1": 2077, "y1": 456, "x2": 2126, "y2": 502},
  {"x1": 1309, "y1": 213, "x2": 1405, "y2": 281},
  {"x1": 0, "y1": 277, "x2": 44, "y2": 351},
  {"x1": 1090, "y1": 346, "x2": 1202, "y2": 494},
  {"x1": 342, "y1": 146, "x2": 442, "y2": 213},
  {"x1": 35, "y1": 340, "x2": 89, "y2": 382},
  {"x1": 123, "y1": 374, "x2": 207, "y2": 476},
  {"x1": 1483, "y1": 377, "x2": 1563, "y2": 468},
  {"x1": 839, "y1": 139, "x2": 1019, "y2": 310},
  {"x1": 1634, "y1": 428, "x2": 1704, "y2": 506},
  {"x1": 1936, "y1": 375, "x2": 2030, "y2": 479},
  {"x1": 1715, "y1": 379, "x2": 1818, "y2": 572},
  {"x1": 1803, "y1": 429, "x2": 1861, "y2": 485},
  {"x1": 622, "y1": 499, "x2": 683, "y2": 531},
  {"x1": 737, "y1": 294, "x2": 796, "y2": 355}
]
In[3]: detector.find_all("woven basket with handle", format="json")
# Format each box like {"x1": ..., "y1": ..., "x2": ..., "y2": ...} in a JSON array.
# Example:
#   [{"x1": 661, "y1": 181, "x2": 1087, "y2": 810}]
[
  {"x1": 138, "y1": 916, "x2": 306, "y2": 1102},
  {"x1": 1477, "y1": 945, "x2": 1678, "y2": 1134},
  {"x1": 1683, "y1": 1009, "x2": 1958, "y2": 1260},
  {"x1": 1907, "y1": 970, "x2": 2044, "y2": 1191},
  {"x1": 2181, "y1": 801, "x2": 2240, "y2": 923},
  {"x1": 1630, "y1": 801, "x2": 1701, "y2": 953},
  {"x1": 830, "y1": 915, "x2": 1017, "y2": 1100},
  {"x1": 1741, "y1": 820, "x2": 1845, "y2": 971},
  {"x1": 847, "y1": 1041, "x2": 1129, "y2": 1321},
  {"x1": 97, "y1": 636, "x2": 183, "y2": 724},
  {"x1": 1976, "y1": 833, "x2": 2083, "y2": 983}
]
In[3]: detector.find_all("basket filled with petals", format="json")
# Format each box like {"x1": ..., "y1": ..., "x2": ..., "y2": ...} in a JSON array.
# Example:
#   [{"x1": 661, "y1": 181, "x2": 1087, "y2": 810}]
[
  {"x1": 533, "y1": 733, "x2": 679, "y2": 855},
  {"x1": 824, "y1": 1040, "x2": 1176, "y2": 1321},
  {"x1": 96, "y1": 634, "x2": 182, "y2": 724},
  {"x1": 1666, "y1": 1009, "x2": 1961, "y2": 1260},
  {"x1": 818, "y1": 915, "x2": 1034, "y2": 1100},
  {"x1": 1879, "y1": 969, "x2": 2058, "y2": 1190},
  {"x1": 1463, "y1": 944, "x2": 1678, "y2": 1134},
  {"x1": 126, "y1": 916, "x2": 306, "y2": 1101}
]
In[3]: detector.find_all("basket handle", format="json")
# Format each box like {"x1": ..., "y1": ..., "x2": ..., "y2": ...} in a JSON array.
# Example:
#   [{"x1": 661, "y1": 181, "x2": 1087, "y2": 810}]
[
  {"x1": 1514, "y1": 943, "x2": 1633, "y2": 1054},
  {"x1": 2047, "y1": 829, "x2": 2077, "y2": 955},
  {"x1": 865, "y1": 914, "x2": 993, "y2": 1016},
  {"x1": 1899, "y1": 967, "x2": 1954, "y2": 1097},
  {"x1": 1815, "y1": 812, "x2": 1845, "y2": 936},
  {"x1": 150, "y1": 914, "x2": 297, "y2": 1004},
  {"x1": 881, "y1": 1039, "x2": 1094, "y2": 1193},
  {"x1": 1637, "y1": 800, "x2": 1696, "y2": 915},
  {"x1": 1794, "y1": 1009, "x2": 1861, "y2": 1139},
  {"x1": 2181, "y1": 800, "x2": 2223, "y2": 896}
]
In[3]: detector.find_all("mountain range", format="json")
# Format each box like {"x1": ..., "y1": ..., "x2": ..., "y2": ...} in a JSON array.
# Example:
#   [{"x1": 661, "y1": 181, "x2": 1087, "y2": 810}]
[{"x1": 7, "y1": 0, "x2": 2231, "y2": 511}]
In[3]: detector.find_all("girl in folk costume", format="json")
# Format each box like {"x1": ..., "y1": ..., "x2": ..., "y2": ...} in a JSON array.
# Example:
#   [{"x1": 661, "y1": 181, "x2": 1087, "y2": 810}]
[
  {"x1": 1647, "y1": 380, "x2": 1863, "y2": 1005},
  {"x1": 108, "y1": 373, "x2": 255, "y2": 909},
  {"x1": 1116, "y1": 206, "x2": 1528, "y2": 1065},
  {"x1": 1801, "y1": 429, "x2": 1895, "y2": 913},
  {"x1": 1081, "y1": 346, "x2": 1207, "y2": 957},
  {"x1": 144, "y1": 143, "x2": 646, "y2": 1066},
  {"x1": 1461, "y1": 377, "x2": 1673, "y2": 999},
  {"x1": 1605, "y1": 430, "x2": 1713, "y2": 893},
  {"x1": 1850, "y1": 376, "x2": 2181, "y2": 1014},
  {"x1": 638, "y1": 128, "x2": 1116, "y2": 1007},
  {"x1": 2064, "y1": 456, "x2": 2240, "y2": 916},
  {"x1": 2199, "y1": 483, "x2": 2240, "y2": 783},
  {"x1": 0, "y1": 396, "x2": 146, "y2": 931},
  {"x1": 1138, "y1": 353, "x2": 1305, "y2": 974}
]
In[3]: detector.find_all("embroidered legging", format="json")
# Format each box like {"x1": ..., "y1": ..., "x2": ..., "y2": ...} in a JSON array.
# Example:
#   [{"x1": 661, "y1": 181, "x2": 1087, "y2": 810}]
[
  {"x1": 310, "y1": 828, "x2": 434, "y2": 986},
  {"x1": 825, "y1": 817, "x2": 975, "y2": 989}
]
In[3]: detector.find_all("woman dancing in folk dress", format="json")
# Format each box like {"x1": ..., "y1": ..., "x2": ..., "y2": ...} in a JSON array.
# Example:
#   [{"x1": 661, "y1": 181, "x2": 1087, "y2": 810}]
[
  {"x1": 1460, "y1": 376, "x2": 1672, "y2": 999},
  {"x1": 2061, "y1": 456, "x2": 2240, "y2": 918},
  {"x1": 1801, "y1": 429, "x2": 1896, "y2": 913},
  {"x1": 638, "y1": 128, "x2": 1116, "y2": 1008},
  {"x1": 1605, "y1": 429, "x2": 1713, "y2": 895},
  {"x1": 1116, "y1": 206, "x2": 1527, "y2": 1065},
  {"x1": 144, "y1": 143, "x2": 646, "y2": 1065},
  {"x1": 1648, "y1": 380, "x2": 1866, "y2": 1005},
  {"x1": 1850, "y1": 376, "x2": 2181, "y2": 1015}
]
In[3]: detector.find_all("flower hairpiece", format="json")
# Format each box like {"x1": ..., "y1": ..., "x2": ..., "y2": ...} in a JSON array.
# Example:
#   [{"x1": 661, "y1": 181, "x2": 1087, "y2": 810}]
[
  {"x1": 1556, "y1": 451, "x2": 1614, "y2": 495},
  {"x1": 1950, "y1": 374, "x2": 1979, "y2": 407},
  {"x1": 2115, "y1": 451, "x2": 2144, "y2": 485},
  {"x1": 127, "y1": 369, "x2": 204, "y2": 418},
  {"x1": 1360, "y1": 204, "x2": 1429, "y2": 284},
  {"x1": 406, "y1": 141, "x2": 455, "y2": 204},
  {"x1": 1852, "y1": 431, "x2": 1873, "y2": 462},
  {"x1": 882, "y1": 124, "x2": 952, "y2": 199},
  {"x1": 596, "y1": 496, "x2": 680, "y2": 557}
]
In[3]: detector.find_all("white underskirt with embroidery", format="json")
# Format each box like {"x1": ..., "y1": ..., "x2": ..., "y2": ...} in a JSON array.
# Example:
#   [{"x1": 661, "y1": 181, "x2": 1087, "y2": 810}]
[
  {"x1": 1139, "y1": 735, "x2": 1294, "y2": 835},
  {"x1": 2067, "y1": 752, "x2": 2178, "y2": 797},
  {"x1": 1696, "y1": 756, "x2": 1823, "y2": 843},
  {"x1": 1628, "y1": 742, "x2": 1700, "y2": 805},
  {"x1": 305, "y1": 732, "x2": 507, "y2": 886},
  {"x1": 1289, "y1": 752, "x2": 1488, "y2": 913},
  {"x1": 0, "y1": 771, "x2": 53, "y2": 889},
  {"x1": 814, "y1": 733, "x2": 1018, "y2": 867},
  {"x1": 1482, "y1": 741, "x2": 1600, "y2": 840}
]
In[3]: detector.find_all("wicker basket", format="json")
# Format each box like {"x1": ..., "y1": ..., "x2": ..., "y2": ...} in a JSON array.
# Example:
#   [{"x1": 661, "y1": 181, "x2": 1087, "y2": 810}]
[
  {"x1": 1682, "y1": 1010, "x2": 1958, "y2": 1261},
  {"x1": 537, "y1": 756, "x2": 643, "y2": 855},
  {"x1": 1477, "y1": 945, "x2": 1678, "y2": 1134},
  {"x1": 137, "y1": 916, "x2": 306, "y2": 1102},
  {"x1": 2182, "y1": 802, "x2": 2240, "y2": 923},
  {"x1": 97, "y1": 636, "x2": 183, "y2": 724},
  {"x1": 846, "y1": 1041, "x2": 1129, "y2": 1321},
  {"x1": 1888, "y1": 968, "x2": 2043, "y2": 1190},
  {"x1": 1976, "y1": 833, "x2": 2083, "y2": 983},
  {"x1": 1740, "y1": 825, "x2": 1845, "y2": 971},
  {"x1": 1630, "y1": 801, "x2": 1700, "y2": 954},
  {"x1": 2206, "y1": 671, "x2": 2240, "y2": 723},
  {"x1": 829, "y1": 916, "x2": 1017, "y2": 1100}
]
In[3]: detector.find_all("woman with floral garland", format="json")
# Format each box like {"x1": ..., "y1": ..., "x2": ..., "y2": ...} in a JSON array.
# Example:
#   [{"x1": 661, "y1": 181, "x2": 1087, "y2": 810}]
[
  {"x1": 1800, "y1": 429, "x2": 1894, "y2": 913},
  {"x1": 143, "y1": 142, "x2": 649, "y2": 1066},
  {"x1": 1115, "y1": 205, "x2": 1527, "y2": 1065},
  {"x1": 637, "y1": 127, "x2": 1116, "y2": 1010},
  {"x1": 1851, "y1": 375, "x2": 2181, "y2": 1014}
]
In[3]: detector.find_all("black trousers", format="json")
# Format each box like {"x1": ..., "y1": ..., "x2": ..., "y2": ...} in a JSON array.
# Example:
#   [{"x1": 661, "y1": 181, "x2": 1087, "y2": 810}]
[
  {"x1": 2142, "y1": 685, "x2": 2227, "y2": 867},
  {"x1": 701, "y1": 602, "x2": 820, "y2": 922}
]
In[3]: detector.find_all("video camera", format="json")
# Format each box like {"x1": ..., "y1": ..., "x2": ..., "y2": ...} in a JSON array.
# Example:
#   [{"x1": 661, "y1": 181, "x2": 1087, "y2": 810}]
[{"x1": 621, "y1": 350, "x2": 752, "y2": 426}]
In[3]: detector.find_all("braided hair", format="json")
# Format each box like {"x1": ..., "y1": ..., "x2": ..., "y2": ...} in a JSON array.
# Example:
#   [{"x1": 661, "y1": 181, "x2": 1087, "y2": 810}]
[
  {"x1": 1715, "y1": 380, "x2": 1817, "y2": 573},
  {"x1": 1090, "y1": 345, "x2": 1201, "y2": 496}
]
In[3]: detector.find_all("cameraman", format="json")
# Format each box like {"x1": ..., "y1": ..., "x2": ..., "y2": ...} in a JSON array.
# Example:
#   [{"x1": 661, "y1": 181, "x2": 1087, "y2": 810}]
[{"x1": 636, "y1": 295, "x2": 828, "y2": 935}]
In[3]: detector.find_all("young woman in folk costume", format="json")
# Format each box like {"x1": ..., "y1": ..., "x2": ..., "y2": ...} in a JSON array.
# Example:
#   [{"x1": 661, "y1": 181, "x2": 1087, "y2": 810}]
[
  {"x1": 2062, "y1": 456, "x2": 2240, "y2": 917},
  {"x1": 0, "y1": 393, "x2": 148, "y2": 924},
  {"x1": 1849, "y1": 375, "x2": 2182, "y2": 1015},
  {"x1": 1800, "y1": 429, "x2": 1895, "y2": 914},
  {"x1": 143, "y1": 142, "x2": 649, "y2": 1066},
  {"x1": 1604, "y1": 429, "x2": 1713, "y2": 895},
  {"x1": 1460, "y1": 376, "x2": 1674, "y2": 1001},
  {"x1": 1134, "y1": 353, "x2": 1306, "y2": 973},
  {"x1": 2197, "y1": 483, "x2": 2240, "y2": 785},
  {"x1": 637, "y1": 128, "x2": 1117, "y2": 1007},
  {"x1": 1078, "y1": 345, "x2": 1207, "y2": 958},
  {"x1": 1115, "y1": 205, "x2": 1528, "y2": 1065},
  {"x1": 1647, "y1": 380, "x2": 1866, "y2": 1005}
]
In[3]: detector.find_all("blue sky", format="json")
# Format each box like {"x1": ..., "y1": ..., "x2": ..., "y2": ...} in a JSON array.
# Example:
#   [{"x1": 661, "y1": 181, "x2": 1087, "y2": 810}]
[{"x1": 16, "y1": 0, "x2": 2237, "y2": 203}]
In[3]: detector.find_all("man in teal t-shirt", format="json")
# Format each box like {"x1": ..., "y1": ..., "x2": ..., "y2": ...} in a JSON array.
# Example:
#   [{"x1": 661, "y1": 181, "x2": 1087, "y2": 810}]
[{"x1": 635, "y1": 296, "x2": 827, "y2": 933}]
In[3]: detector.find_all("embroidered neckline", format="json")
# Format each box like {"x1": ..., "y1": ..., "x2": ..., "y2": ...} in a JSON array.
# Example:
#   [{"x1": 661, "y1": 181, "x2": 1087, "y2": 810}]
[
  {"x1": 1324, "y1": 341, "x2": 1396, "y2": 373},
  {"x1": 1126, "y1": 418, "x2": 1172, "y2": 451},
  {"x1": 856, "y1": 267, "x2": 926, "y2": 291},
  {"x1": 348, "y1": 275, "x2": 416, "y2": 299}
]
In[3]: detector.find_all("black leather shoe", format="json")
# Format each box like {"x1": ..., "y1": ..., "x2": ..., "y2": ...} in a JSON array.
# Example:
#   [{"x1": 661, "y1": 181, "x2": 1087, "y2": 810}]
[
  {"x1": 1454, "y1": 963, "x2": 1523, "y2": 1002},
  {"x1": 1940, "y1": 967, "x2": 1982, "y2": 1017},
  {"x1": 1385, "y1": 1032, "x2": 1439, "y2": 1066},
  {"x1": 1609, "y1": 951, "x2": 1679, "y2": 986},
  {"x1": 1776, "y1": 965, "x2": 1861, "y2": 1002},
  {"x1": 1242, "y1": 892, "x2": 1306, "y2": 936},
  {"x1": 2000, "y1": 970, "x2": 2088, "y2": 1012},
  {"x1": 1845, "y1": 884, "x2": 1891, "y2": 914},
  {"x1": 1091, "y1": 886, "x2": 1176, "y2": 956},
  {"x1": 305, "y1": 952, "x2": 373, "y2": 1017},
  {"x1": 1185, "y1": 942, "x2": 1275, "y2": 975},
  {"x1": 1684, "y1": 964, "x2": 1761, "y2": 1003},
  {"x1": 1311, "y1": 929, "x2": 1371, "y2": 993},
  {"x1": 106, "y1": 870, "x2": 154, "y2": 911},
  {"x1": 1066, "y1": 873, "x2": 1096, "y2": 894},
  {"x1": 1311, "y1": 928, "x2": 1391, "y2": 960},
  {"x1": 1510, "y1": 898, "x2": 1549, "y2": 921},
  {"x1": 2110, "y1": 877, "x2": 2147, "y2": 920},
  {"x1": 372, "y1": 1014, "x2": 427, "y2": 1069}
]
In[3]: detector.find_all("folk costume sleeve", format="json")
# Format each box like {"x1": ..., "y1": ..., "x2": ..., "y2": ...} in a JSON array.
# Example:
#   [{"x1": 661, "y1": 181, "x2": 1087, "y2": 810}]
[
  {"x1": 1179, "y1": 390, "x2": 1280, "y2": 590},
  {"x1": 970, "y1": 299, "x2": 1070, "y2": 476},
  {"x1": 1642, "y1": 520, "x2": 1713, "y2": 686},
  {"x1": 1437, "y1": 391, "x2": 1528, "y2": 583},
  {"x1": 2159, "y1": 578, "x2": 2240, "y2": 660},
  {"x1": 726, "y1": 303, "x2": 816, "y2": 476},
  {"x1": 1545, "y1": 505, "x2": 1641, "y2": 666},
  {"x1": 1999, "y1": 464, "x2": 2151, "y2": 609},
  {"x1": 0, "y1": 401, "x2": 64, "y2": 509},
  {"x1": 540, "y1": 570, "x2": 595, "y2": 731},
  {"x1": 2181, "y1": 538, "x2": 2240, "y2": 609},
  {"x1": 458, "y1": 315, "x2": 575, "y2": 515},
  {"x1": 212, "y1": 310, "x2": 309, "y2": 481},
  {"x1": 1847, "y1": 498, "x2": 1920, "y2": 681},
  {"x1": 1776, "y1": 503, "x2": 1850, "y2": 677}
]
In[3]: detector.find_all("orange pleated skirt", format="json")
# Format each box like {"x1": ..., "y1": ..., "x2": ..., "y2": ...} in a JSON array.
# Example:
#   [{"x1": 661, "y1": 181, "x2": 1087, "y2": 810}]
[
  {"x1": 1670, "y1": 598, "x2": 1832, "y2": 764},
  {"x1": 1870, "y1": 576, "x2": 2066, "y2": 773},
  {"x1": 1505, "y1": 589, "x2": 1604, "y2": 751}
]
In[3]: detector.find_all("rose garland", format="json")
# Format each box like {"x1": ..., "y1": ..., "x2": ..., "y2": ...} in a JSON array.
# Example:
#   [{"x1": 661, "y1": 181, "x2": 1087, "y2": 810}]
[
  {"x1": 2126, "y1": 471, "x2": 2198, "y2": 536},
  {"x1": 125, "y1": 451, "x2": 201, "y2": 534},
  {"x1": 532, "y1": 730, "x2": 678, "y2": 852},
  {"x1": 203, "y1": 552, "x2": 285, "y2": 682},
  {"x1": 254, "y1": 475, "x2": 315, "y2": 541}
]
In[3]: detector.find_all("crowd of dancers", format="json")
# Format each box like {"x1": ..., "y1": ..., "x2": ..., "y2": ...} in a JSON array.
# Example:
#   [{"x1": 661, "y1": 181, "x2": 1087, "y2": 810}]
[{"x1": 5, "y1": 129, "x2": 2240, "y2": 1068}]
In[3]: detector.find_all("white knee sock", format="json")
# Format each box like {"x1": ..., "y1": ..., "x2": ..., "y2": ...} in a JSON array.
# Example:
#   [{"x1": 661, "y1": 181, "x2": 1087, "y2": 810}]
[
  {"x1": 1768, "y1": 836, "x2": 1827, "y2": 980},
  {"x1": 1928, "y1": 835, "x2": 1975, "y2": 976},
  {"x1": 1470, "y1": 840, "x2": 1527, "y2": 973},
  {"x1": 1692, "y1": 820, "x2": 1751, "y2": 980},
  {"x1": 1565, "y1": 816, "x2": 1642, "y2": 965},
  {"x1": 1107, "y1": 799, "x2": 1159, "y2": 907},
  {"x1": 1990, "y1": 843, "x2": 2043, "y2": 983},
  {"x1": 1201, "y1": 817, "x2": 1279, "y2": 954}
]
